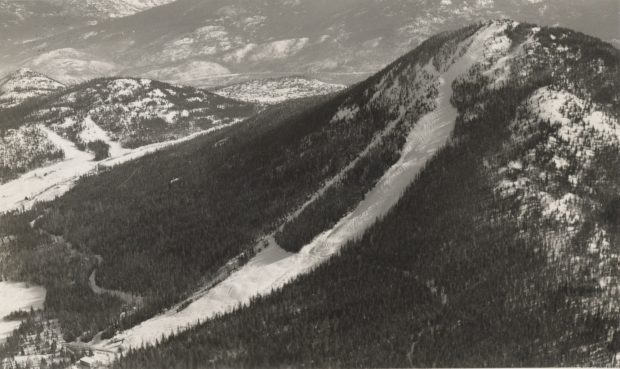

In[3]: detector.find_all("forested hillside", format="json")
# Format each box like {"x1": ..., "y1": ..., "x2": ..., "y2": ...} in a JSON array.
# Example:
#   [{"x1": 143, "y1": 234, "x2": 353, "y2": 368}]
[
  {"x1": 0, "y1": 68, "x2": 65, "y2": 109},
  {"x1": 111, "y1": 22, "x2": 620, "y2": 368},
  {"x1": 212, "y1": 77, "x2": 346, "y2": 104},
  {"x1": 0, "y1": 75, "x2": 256, "y2": 201}
]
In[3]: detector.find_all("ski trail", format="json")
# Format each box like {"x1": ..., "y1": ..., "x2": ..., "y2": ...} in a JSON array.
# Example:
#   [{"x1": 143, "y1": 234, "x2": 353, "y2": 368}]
[
  {"x1": 0, "y1": 127, "x2": 95, "y2": 213},
  {"x1": 80, "y1": 116, "x2": 129, "y2": 158},
  {"x1": 282, "y1": 111, "x2": 405, "y2": 228},
  {"x1": 0, "y1": 120, "x2": 245, "y2": 214},
  {"x1": 99, "y1": 22, "x2": 498, "y2": 352}
]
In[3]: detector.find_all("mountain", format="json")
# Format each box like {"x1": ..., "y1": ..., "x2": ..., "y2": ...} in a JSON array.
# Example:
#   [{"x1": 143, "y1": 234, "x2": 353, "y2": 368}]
[
  {"x1": 0, "y1": 0, "x2": 175, "y2": 23},
  {"x1": 213, "y1": 76, "x2": 346, "y2": 104},
  {"x1": 22, "y1": 49, "x2": 122, "y2": 86},
  {"x1": 110, "y1": 20, "x2": 620, "y2": 367},
  {"x1": 1, "y1": 0, "x2": 618, "y2": 86},
  {"x1": 0, "y1": 75, "x2": 256, "y2": 209},
  {"x1": 53, "y1": 0, "x2": 179, "y2": 18},
  {"x1": 0, "y1": 68, "x2": 66, "y2": 109},
  {"x1": 1, "y1": 19, "x2": 619, "y2": 368}
]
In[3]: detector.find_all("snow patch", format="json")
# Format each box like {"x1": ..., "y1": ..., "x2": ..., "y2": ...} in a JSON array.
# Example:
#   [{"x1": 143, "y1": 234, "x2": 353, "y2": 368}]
[
  {"x1": 330, "y1": 105, "x2": 359, "y2": 123},
  {"x1": 79, "y1": 116, "x2": 128, "y2": 157},
  {"x1": 541, "y1": 193, "x2": 582, "y2": 225},
  {"x1": 0, "y1": 282, "x2": 46, "y2": 343}
]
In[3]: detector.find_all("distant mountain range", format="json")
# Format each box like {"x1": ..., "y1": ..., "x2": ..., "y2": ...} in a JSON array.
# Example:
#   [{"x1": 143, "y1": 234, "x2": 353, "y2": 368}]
[{"x1": 1, "y1": 0, "x2": 618, "y2": 86}]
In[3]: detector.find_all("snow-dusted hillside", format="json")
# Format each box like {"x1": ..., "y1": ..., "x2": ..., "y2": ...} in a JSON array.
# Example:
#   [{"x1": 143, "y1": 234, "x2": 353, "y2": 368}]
[
  {"x1": 23, "y1": 49, "x2": 121, "y2": 85},
  {"x1": 20, "y1": 77, "x2": 255, "y2": 149},
  {"x1": 213, "y1": 77, "x2": 346, "y2": 104},
  {"x1": 0, "y1": 76, "x2": 255, "y2": 210},
  {"x1": 93, "y1": 19, "x2": 510, "y2": 353},
  {"x1": 98, "y1": 19, "x2": 620, "y2": 368},
  {"x1": 0, "y1": 0, "x2": 174, "y2": 21},
  {"x1": 60, "y1": 0, "x2": 177, "y2": 18},
  {"x1": 0, "y1": 68, "x2": 65, "y2": 109}
]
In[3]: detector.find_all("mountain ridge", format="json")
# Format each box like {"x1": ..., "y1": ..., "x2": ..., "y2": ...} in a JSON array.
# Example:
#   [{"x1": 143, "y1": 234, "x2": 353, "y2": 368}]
[{"x1": 0, "y1": 68, "x2": 66, "y2": 109}]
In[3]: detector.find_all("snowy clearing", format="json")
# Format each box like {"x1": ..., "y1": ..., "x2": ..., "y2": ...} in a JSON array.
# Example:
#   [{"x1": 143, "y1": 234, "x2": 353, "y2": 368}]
[{"x1": 0, "y1": 282, "x2": 46, "y2": 343}]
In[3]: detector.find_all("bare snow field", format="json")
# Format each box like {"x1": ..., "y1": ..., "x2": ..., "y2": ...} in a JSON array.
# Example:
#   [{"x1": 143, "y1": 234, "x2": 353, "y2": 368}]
[{"x1": 0, "y1": 282, "x2": 46, "y2": 342}]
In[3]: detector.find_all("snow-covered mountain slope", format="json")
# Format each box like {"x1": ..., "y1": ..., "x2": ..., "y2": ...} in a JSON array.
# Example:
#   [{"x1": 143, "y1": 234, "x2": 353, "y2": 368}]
[
  {"x1": 13, "y1": 77, "x2": 255, "y2": 148},
  {"x1": 213, "y1": 77, "x2": 346, "y2": 104},
  {"x1": 99, "y1": 23, "x2": 491, "y2": 351},
  {"x1": 104, "y1": 21, "x2": 619, "y2": 367},
  {"x1": 1, "y1": 0, "x2": 618, "y2": 87},
  {"x1": 0, "y1": 69, "x2": 65, "y2": 109},
  {"x1": 91, "y1": 19, "x2": 498, "y2": 353},
  {"x1": 0, "y1": 76, "x2": 256, "y2": 209}
]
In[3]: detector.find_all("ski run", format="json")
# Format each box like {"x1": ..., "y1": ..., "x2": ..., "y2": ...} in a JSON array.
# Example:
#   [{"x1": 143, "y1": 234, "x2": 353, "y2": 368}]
[{"x1": 0, "y1": 120, "x2": 244, "y2": 214}]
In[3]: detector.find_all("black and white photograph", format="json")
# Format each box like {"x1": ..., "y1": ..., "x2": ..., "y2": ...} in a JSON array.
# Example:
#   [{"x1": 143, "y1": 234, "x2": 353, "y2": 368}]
[{"x1": 0, "y1": 0, "x2": 619, "y2": 368}]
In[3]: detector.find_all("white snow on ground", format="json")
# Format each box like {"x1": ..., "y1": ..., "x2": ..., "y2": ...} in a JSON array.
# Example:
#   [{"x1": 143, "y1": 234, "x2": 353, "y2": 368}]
[
  {"x1": 330, "y1": 105, "x2": 360, "y2": 123},
  {"x1": 0, "y1": 282, "x2": 46, "y2": 343},
  {"x1": 541, "y1": 192, "x2": 582, "y2": 225},
  {"x1": 0, "y1": 125, "x2": 64, "y2": 174},
  {"x1": 0, "y1": 68, "x2": 65, "y2": 108},
  {"x1": 106, "y1": 79, "x2": 142, "y2": 99},
  {"x1": 0, "y1": 121, "x2": 244, "y2": 214},
  {"x1": 0, "y1": 127, "x2": 94, "y2": 213},
  {"x1": 79, "y1": 116, "x2": 128, "y2": 157},
  {"x1": 214, "y1": 77, "x2": 346, "y2": 104},
  {"x1": 526, "y1": 87, "x2": 620, "y2": 167},
  {"x1": 97, "y1": 21, "x2": 497, "y2": 353}
]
